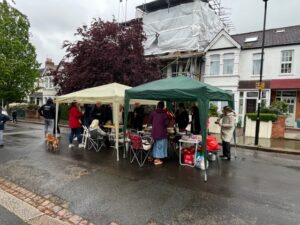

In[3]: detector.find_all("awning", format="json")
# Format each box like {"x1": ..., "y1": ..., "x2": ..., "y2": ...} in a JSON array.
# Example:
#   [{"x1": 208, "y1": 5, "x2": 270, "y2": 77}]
[{"x1": 270, "y1": 79, "x2": 300, "y2": 89}]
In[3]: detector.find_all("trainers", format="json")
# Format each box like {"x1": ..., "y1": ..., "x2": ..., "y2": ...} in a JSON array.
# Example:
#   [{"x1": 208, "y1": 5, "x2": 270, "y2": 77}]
[
  {"x1": 73, "y1": 137, "x2": 78, "y2": 141},
  {"x1": 78, "y1": 143, "x2": 84, "y2": 148},
  {"x1": 56, "y1": 133, "x2": 61, "y2": 138},
  {"x1": 68, "y1": 144, "x2": 74, "y2": 148}
]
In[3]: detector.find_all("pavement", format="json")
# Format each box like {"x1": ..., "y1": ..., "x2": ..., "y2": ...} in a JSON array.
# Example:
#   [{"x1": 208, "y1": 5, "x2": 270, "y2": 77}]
[{"x1": 1, "y1": 122, "x2": 300, "y2": 224}]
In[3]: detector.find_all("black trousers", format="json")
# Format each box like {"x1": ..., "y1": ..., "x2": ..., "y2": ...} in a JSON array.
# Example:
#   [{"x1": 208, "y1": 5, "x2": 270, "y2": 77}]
[{"x1": 222, "y1": 140, "x2": 231, "y2": 158}]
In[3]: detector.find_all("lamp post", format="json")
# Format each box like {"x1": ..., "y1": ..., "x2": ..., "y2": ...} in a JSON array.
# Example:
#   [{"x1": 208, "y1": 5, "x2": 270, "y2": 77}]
[{"x1": 254, "y1": 0, "x2": 269, "y2": 145}]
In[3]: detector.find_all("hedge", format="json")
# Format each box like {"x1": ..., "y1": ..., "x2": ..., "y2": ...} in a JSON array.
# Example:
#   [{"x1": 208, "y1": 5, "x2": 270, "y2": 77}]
[
  {"x1": 60, "y1": 104, "x2": 69, "y2": 121},
  {"x1": 246, "y1": 113, "x2": 278, "y2": 122}
]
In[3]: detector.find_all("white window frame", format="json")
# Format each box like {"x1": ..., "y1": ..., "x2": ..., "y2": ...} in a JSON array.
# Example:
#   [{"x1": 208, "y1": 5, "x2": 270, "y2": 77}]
[
  {"x1": 223, "y1": 53, "x2": 234, "y2": 75},
  {"x1": 210, "y1": 54, "x2": 220, "y2": 75},
  {"x1": 280, "y1": 50, "x2": 294, "y2": 74},
  {"x1": 252, "y1": 53, "x2": 261, "y2": 75}
]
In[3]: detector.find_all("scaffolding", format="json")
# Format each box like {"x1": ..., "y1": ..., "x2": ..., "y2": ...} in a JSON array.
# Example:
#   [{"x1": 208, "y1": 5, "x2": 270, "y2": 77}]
[{"x1": 209, "y1": 0, "x2": 235, "y2": 32}]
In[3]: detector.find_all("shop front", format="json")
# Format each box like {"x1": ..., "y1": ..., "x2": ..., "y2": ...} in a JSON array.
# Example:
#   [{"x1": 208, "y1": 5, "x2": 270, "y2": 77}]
[{"x1": 270, "y1": 79, "x2": 300, "y2": 127}]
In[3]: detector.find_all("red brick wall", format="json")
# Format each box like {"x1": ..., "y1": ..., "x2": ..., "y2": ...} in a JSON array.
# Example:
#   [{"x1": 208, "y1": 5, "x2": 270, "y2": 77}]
[
  {"x1": 296, "y1": 91, "x2": 300, "y2": 121},
  {"x1": 271, "y1": 116, "x2": 285, "y2": 138}
]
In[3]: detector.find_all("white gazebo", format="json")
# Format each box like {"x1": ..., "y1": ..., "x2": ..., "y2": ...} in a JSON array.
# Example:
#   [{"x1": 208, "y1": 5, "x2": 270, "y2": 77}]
[{"x1": 55, "y1": 83, "x2": 156, "y2": 161}]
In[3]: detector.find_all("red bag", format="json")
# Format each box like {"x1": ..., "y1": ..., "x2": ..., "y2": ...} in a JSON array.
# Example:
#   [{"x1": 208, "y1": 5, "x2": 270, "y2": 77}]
[
  {"x1": 206, "y1": 135, "x2": 221, "y2": 151},
  {"x1": 183, "y1": 154, "x2": 194, "y2": 165},
  {"x1": 129, "y1": 134, "x2": 142, "y2": 150}
]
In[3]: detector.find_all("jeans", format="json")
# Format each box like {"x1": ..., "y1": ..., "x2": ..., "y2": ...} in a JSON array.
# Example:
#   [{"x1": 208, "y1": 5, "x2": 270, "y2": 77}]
[
  {"x1": 0, "y1": 130, "x2": 3, "y2": 145},
  {"x1": 69, "y1": 128, "x2": 82, "y2": 144},
  {"x1": 44, "y1": 119, "x2": 54, "y2": 136}
]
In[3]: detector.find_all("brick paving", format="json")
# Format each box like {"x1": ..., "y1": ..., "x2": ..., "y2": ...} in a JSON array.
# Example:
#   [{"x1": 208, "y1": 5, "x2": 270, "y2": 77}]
[{"x1": 0, "y1": 176, "x2": 107, "y2": 225}]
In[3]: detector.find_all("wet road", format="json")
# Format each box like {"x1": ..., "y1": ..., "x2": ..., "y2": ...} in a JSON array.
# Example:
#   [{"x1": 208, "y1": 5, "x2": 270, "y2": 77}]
[
  {"x1": 0, "y1": 205, "x2": 27, "y2": 225},
  {"x1": 1, "y1": 122, "x2": 300, "y2": 225}
]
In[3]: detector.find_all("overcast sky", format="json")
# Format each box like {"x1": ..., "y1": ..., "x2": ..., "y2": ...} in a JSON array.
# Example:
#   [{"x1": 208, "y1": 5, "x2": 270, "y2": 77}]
[{"x1": 11, "y1": 0, "x2": 300, "y2": 65}]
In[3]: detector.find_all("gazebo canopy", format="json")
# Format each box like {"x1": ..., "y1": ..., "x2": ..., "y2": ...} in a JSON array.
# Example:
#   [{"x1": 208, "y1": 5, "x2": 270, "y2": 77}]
[
  {"x1": 124, "y1": 76, "x2": 233, "y2": 103},
  {"x1": 55, "y1": 83, "x2": 131, "y2": 104},
  {"x1": 55, "y1": 83, "x2": 157, "y2": 161},
  {"x1": 124, "y1": 76, "x2": 234, "y2": 180}
]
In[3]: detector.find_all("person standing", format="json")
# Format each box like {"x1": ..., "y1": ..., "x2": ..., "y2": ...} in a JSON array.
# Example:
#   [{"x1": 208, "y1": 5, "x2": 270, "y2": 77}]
[
  {"x1": 53, "y1": 107, "x2": 61, "y2": 137},
  {"x1": 68, "y1": 102, "x2": 83, "y2": 148},
  {"x1": 83, "y1": 104, "x2": 92, "y2": 128},
  {"x1": 91, "y1": 102, "x2": 106, "y2": 126},
  {"x1": 216, "y1": 106, "x2": 236, "y2": 160},
  {"x1": 149, "y1": 101, "x2": 168, "y2": 165},
  {"x1": 133, "y1": 103, "x2": 144, "y2": 131},
  {"x1": 175, "y1": 103, "x2": 189, "y2": 132},
  {"x1": 191, "y1": 105, "x2": 201, "y2": 134},
  {"x1": 38, "y1": 98, "x2": 55, "y2": 137},
  {"x1": 0, "y1": 108, "x2": 10, "y2": 147},
  {"x1": 12, "y1": 110, "x2": 17, "y2": 123}
]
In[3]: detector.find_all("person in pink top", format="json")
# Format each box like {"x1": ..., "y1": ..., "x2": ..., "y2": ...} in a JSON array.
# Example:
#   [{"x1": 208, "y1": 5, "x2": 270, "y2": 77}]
[{"x1": 149, "y1": 101, "x2": 168, "y2": 165}]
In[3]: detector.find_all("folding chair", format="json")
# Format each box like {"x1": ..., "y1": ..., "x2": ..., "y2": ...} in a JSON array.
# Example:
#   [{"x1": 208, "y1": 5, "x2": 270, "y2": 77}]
[
  {"x1": 83, "y1": 127, "x2": 105, "y2": 152},
  {"x1": 129, "y1": 133, "x2": 153, "y2": 167}
]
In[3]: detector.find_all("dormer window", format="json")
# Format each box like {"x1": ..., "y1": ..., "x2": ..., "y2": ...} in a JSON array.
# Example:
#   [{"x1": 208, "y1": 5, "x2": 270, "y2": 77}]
[
  {"x1": 276, "y1": 29, "x2": 285, "y2": 33},
  {"x1": 244, "y1": 37, "x2": 258, "y2": 43}
]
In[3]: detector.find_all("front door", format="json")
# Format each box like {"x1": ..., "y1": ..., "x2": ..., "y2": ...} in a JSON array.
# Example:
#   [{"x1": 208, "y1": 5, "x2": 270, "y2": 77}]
[
  {"x1": 246, "y1": 99, "x2": 257, "y2": 113},
  {"x1": 282, "y1": 97, "x2": 296, "y2": 127}
]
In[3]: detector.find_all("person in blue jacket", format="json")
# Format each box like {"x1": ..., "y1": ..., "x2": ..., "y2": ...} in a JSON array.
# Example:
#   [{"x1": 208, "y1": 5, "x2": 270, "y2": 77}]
[{"x1": 0, "y1": 107, "x2": 10, "y2": 147}]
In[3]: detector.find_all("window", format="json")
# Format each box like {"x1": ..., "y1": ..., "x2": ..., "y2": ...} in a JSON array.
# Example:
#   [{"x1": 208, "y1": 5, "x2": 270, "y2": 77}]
[
  {"x1": 276, "y1": 29, "x2": 285, "y2": 33},
  {"x1": 49, "y1": 77, "x2": 54, "y2": 88},
  {"x1": 247, "y1": 92, "x2": 258, "y2": 98},
  {"x1": 281, "y1": 50, "x2": 293, "y2": 74},
  {"x1": 171, "y1": 64, "x2": 178, "y2": 77},
  {"x1": 244, "y1": 37, "x2": 258, "y2": 43},
  {"x1": 252, "y1": 53, "x2": 261, "y2": 75},
  {"x1": 210, "y1": 54, "x2": 220, "y2": 75},
  {"x1": 223, "y1": 53, "x2": 234, "y2": 74}
]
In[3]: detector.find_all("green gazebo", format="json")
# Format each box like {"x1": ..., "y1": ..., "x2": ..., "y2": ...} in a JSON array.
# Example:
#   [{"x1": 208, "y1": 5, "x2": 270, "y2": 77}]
[{"x1": 124, "y1": 76, "x2": 234, "y2": 181}]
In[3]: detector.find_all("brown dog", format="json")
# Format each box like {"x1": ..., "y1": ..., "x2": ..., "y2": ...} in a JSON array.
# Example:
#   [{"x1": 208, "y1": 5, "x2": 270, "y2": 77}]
[{"x1": 47, "y1": 133, "x2": 60, "y2": 152}]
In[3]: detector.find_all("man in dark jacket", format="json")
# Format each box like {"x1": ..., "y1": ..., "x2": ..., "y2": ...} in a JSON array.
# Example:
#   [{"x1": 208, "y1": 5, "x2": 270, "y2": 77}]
[
  {"x1": 0, "y1": 107, "x2": 10, "y2": 147},
  {"x1": 38, "y1": 98, "x2": 55, "y2": 137},
  {"x1": 91, "y1": 102, "x2": 106, "y2": 125},
  {"x1": 175, "y1": 103, "x2": 189, "y2": 132},
  {"x1": 133, "y1": 103, "x2": 144, "y2": 131}
]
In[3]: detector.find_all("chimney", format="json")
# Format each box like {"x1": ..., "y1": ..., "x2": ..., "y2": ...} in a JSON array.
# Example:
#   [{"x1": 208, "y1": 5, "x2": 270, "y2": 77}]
[{"x1": 45, "y1": 58, "x2": 55, "y2": 69}]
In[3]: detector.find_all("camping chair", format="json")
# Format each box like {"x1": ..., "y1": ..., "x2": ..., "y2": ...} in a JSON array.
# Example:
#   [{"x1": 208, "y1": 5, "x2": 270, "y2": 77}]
[
  {"x1": 129, "y1": 133, "x2": 153, "y2": 167},
  {"x1": 83, "y1": 126, "x2": 105, "y2": 152}
]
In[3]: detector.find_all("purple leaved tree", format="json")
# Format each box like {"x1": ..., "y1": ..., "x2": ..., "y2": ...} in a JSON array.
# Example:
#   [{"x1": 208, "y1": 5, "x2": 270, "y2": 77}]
[{"x1": 53, "y1": 19, "x2": 161, "y2": 94}]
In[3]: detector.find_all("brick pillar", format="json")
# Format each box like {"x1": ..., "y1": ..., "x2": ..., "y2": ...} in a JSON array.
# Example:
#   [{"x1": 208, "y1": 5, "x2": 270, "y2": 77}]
[{"x1": 271, "y1": 115, "x2": 286, "y2": 138}]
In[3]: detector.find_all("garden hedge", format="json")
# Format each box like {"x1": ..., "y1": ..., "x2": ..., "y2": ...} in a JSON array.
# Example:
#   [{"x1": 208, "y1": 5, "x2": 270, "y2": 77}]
[{"x1": 246, "y1": 113, "x2": 278, "y2": 122}]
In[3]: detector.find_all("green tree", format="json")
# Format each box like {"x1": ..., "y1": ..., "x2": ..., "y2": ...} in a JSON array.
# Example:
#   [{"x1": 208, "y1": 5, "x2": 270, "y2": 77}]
[{"x1": 0, "y1": 0, "x2": 39, "y2": 105}]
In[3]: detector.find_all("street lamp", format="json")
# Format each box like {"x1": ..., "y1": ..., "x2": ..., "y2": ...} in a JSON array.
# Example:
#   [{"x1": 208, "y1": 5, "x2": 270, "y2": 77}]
[{"x1": 254, "y1": 0, "x2": 269, "y2": 145}]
